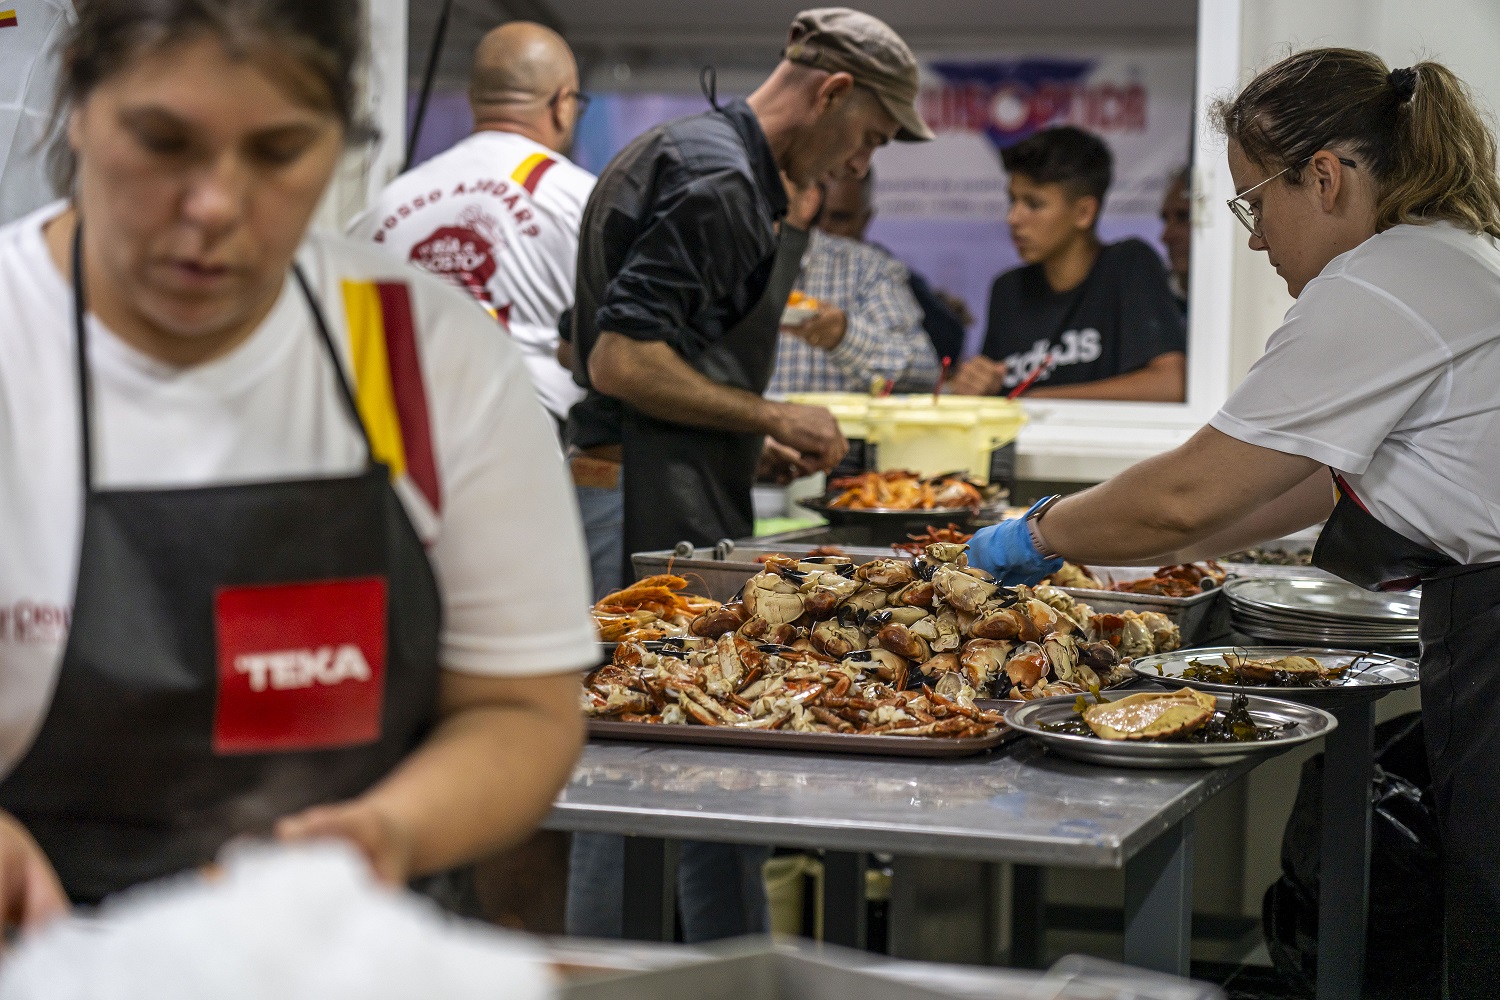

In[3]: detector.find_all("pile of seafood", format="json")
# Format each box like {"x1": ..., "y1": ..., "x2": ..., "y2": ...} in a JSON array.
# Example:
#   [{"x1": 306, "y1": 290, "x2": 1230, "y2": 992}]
[
  {"x1": 1039, "y1": 688, "x2": 1283, "y2": 744},
  {"x1": 1173, "y1": 651, "x2": 1353, "y2": 689},
  {"x1": 583, "y1": 544, "x2": 1184, "y2": 734},
  {"x1": 593, "y1": 575, "x2": 721, "y2": 644},
  {"x1": 891, "y1": 523, "x2": 972, "y2": 556},
  {"x1": 586, "y1": 639, "x2": 1004, "y2": 738},
  {"x1": 1045, "y1": 561, "x2": 1227, "y2": 598},
  {"x1": 825, "y1": 471, "x2": 985, "y2": 512}
]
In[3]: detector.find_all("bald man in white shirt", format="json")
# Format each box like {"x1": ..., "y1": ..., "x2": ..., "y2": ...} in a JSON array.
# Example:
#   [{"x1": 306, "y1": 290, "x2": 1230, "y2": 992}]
[{"x1": 353, "y1": 22, "x2": 595, "y2": 425}]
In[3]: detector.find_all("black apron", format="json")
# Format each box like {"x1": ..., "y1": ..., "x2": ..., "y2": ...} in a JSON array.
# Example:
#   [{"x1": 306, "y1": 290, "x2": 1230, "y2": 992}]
[
  {"x1": 619, "y1": 223, "x2": 810, "y2": 564},
  {"x1": 1312, "y1": 471, "x2": 1500, "y2": 993},
  {"x1": 0, "y1": 231, "x2": 442, "y2": 904}
]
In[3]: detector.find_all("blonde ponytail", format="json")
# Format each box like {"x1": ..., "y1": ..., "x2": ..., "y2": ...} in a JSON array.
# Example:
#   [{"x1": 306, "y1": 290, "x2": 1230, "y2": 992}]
[
  {"x1": 1212, "y1": 48, "x2": 1500, "y2": 239},
  {"x1": 1382, "y1": 62, "x2": 1500, "y2": 238}
]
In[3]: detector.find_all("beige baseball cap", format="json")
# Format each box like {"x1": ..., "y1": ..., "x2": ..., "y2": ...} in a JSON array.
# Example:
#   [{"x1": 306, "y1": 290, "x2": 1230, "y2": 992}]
[{"x1": 783, "y1": 7, "x2": 934, "y2": 142}]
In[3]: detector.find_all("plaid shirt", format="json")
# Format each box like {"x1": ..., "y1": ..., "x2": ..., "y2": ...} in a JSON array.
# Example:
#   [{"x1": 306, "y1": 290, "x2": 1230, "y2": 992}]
[{"x1": 769, "y1": 230, "x2": 940, "y2": 394}]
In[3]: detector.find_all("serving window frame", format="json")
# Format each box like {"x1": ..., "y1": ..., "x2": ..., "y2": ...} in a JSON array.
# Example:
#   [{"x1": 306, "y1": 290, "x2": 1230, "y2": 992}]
[{"x1": 1014, "y1": 0, "x2": 1245, "y2": 483}]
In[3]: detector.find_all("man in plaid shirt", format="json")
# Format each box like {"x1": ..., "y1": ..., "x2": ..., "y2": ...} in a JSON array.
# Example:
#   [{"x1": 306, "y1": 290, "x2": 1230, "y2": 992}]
[{"x1": 770, "y1": 179, "x2": 940, "y2": 394}]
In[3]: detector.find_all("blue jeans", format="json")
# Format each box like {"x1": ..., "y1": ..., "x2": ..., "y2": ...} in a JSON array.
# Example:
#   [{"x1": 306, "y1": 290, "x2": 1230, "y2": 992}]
[
  {"x1": 575, "y1": 483, "x2": 624, "y2": 600},
  {"x1": 565, "y1": 834, "x2": 771, "y2": 942}
]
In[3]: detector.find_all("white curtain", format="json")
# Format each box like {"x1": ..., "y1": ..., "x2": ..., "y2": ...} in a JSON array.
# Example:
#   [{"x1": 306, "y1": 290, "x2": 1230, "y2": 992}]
[{"x1": 0, "y1": 0, "x2": 74, "y2": 225}]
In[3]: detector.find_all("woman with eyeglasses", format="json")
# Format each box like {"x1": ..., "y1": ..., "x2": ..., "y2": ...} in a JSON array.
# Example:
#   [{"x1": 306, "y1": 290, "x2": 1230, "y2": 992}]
[
  {"x1": 967, "y1": 48, "x2": 1500, "y2": 989},
  {"x1": 0, "y1": 0, "x2": 597, "y2": 926}
]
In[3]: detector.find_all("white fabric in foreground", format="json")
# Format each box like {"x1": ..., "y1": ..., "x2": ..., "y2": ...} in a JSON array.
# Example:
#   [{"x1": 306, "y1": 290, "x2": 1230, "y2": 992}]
[{"x1": 0, "y1": 842, "x2": 557, "y2": 1000}]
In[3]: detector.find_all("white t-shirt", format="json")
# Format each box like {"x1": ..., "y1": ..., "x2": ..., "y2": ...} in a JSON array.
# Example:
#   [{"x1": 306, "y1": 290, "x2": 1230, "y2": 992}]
[
  {"x1": 0, "y1": 204, "x2": 599, "y2": 776},
  {"x1": 349, "y1": 131, "x2": 595, "y2": 421},
  {"x1": 1212, "y1": 222, "x2": 1500, "y2": 564}
]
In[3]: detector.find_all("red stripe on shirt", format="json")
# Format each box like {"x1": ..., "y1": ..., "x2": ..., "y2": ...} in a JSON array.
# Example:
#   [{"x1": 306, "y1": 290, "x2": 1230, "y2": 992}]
[
  {"x1": 375, "y1": 282, "x2": 442, "y2": 514},
  {"x1": 1331, "y1": 472, "x2": 1371, "y2": 514},
  {"x1": 0, "y1": 12, "x2": 18, "y2": 27},
  {"x1": 519, "y1": 156, "x2": 557, "y2": 194}
]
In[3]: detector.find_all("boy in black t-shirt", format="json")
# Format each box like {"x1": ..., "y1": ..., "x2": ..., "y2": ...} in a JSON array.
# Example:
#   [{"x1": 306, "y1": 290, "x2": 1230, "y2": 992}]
[{"x1": 948, "y1": 127, "x2": 1187, "y2": 401}]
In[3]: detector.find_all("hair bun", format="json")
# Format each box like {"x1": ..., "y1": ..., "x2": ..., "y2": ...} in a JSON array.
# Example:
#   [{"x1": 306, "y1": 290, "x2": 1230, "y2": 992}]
[{"x1": 1389, "y1": 66, "x2": 1419, "y2": 103}]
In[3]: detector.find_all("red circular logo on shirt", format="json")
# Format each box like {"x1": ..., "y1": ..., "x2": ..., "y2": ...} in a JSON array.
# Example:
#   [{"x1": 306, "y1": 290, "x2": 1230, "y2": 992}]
[{"x1": 410, "y1": 226, "x2": 497, "y2": 303}]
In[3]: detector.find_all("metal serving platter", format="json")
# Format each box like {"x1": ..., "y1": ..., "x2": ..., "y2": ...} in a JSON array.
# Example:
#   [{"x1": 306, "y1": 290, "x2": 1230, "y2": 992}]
[
  {"x1": 1223, "y1": 577, "x2": 1420, "y2": 622},
  {"x1": 1231, "y1": 619, "x2": 1418, "y2": 646},
  {"x1": 1129, "y1": 646, "x2": 1419, "y2": 704},
  {"x1": 1003, "y1": 691, "x2": 1336, "y2": 769},
  {"x1": 586, "y1": 717, "x2": 1018, "y2": 758},
  {"x1": 629, "y1": 541, "x2": 895, "y2": 603}
]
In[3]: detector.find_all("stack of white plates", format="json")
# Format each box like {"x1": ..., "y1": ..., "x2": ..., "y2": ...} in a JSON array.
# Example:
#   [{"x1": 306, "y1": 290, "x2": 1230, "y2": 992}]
[{"x1": 1223, "y1": 577, "x2": 1420, "y2": 646}]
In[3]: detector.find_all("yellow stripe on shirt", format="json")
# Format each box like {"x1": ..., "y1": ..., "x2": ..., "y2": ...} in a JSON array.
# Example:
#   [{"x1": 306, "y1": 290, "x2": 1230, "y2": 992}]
[
  {"x1": 511, "y1": 152, "x2": 549, "y2": 185},
  {"x1": 340, "y1": 280, "x2": 407, "y2": 479}
]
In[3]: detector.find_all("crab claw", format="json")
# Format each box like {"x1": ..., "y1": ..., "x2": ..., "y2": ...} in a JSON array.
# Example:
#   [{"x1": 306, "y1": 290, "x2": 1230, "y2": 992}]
[
  {"x1": 811, "y1": 617, "x2": 867, "y2": 659},
  {"x1": 923, "y1": 542, "x2": 969, "y2": 565},
  {"x1": 876, "y1": 623, "x2": 932, "y2": 663},
  {"x1": 891, "y1": 580, "x2": 936, "y2": 608},
  {"x1": 1079, "y1": 640, "x2": 1121, "y2": 672},
  {"x1": 933, "y1": 563, "x2": 997, "y2": 613},
  {"x1": 1004, "y1": 642, "x2": 1048, "y2": 689},
  {"x1": 852, "y1": 647, "x2": 910, "y2": 688},
  {"x1": 922, "y1": 651, "x2": 961, "y2": 677},
  {"x1": 969, "y1": 605, "x2": 1029, "y2": 641},
  {"x1": 868, "y1": 606, "x2": 930, "y2": 629},
  {"x1": 958, "y1": 638, "x2": 1013, "y2": 690},
  {"x1": 856, "y1": 558, "x2": 917, "y2": 589},
  {"x1": 690, "y1": 602, "x2": 749, "y2": 638}
]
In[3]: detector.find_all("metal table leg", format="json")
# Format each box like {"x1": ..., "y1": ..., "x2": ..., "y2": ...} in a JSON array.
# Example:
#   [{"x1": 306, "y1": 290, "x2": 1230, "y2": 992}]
[
  {"x1": 886, "y1": 856, "x2": 919, "y2": 959},
  {"x1": 621, "y1": 836, "x2": 677, "y2": 941},
  {"x1": 1010, "y1": 864, "x2": 1047, "y2": 968},
  {"x1": 1316, "y1": 699, "x2": 1375, "y2": 1000},
  {"x1": 1123, "y1": 817, "x2": 1195, "y2": 976},
  {"x1": 981, "y1": 862, "x2": 1003, "y2": 965},
  {"x1": 824, "y1": 851, "x2": 868, "y2": 949}
]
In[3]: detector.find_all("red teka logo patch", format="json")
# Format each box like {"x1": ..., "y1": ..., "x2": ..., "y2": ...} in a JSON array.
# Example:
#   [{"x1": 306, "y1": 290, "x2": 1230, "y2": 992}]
[{"x1": 213, "y1": 578, "x2": 387, "y2": 754}]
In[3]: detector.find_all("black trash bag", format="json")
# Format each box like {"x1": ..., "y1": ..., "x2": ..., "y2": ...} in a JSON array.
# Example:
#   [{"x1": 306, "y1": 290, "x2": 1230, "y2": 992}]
[{"x1": 1262, "y1": 712, "x2": 1443, "y2": 1000}]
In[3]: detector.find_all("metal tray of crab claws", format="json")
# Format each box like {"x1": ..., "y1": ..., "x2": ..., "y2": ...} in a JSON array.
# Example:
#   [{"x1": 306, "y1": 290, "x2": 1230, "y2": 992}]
[
  {"x1": 1003, "y1": 691, "x2": 1337, "y2": 769},
  {"x1": 1128, "y1": 646, "x2": 1418, "y2": 705}
]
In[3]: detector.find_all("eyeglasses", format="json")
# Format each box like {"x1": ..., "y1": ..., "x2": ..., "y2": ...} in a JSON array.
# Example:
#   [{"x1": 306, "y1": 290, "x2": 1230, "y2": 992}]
[
  {"x1": 1226, "y1": 155, "x2": 1358, "y2": 238},
  {"x1": 551, "y1": 89, "x2": 592, "y2": 118}
]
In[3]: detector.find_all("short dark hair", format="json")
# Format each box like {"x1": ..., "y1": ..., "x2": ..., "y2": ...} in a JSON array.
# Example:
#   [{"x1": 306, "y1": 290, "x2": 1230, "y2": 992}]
[
  {"x1": 49, "y1": 0, "x2": 369, "y2": 190},
  {"x1": 1000, "y1": 126, "x2": 1113, "y2": 206}
]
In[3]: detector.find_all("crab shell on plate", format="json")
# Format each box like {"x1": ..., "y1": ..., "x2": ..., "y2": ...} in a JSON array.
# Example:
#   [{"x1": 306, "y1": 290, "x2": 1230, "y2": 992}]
[
  {"x1": 1224, "y1": 652, "x2": 1325, "y2": 683},
  {"x1": 1081, "y1": 687, "x2": 1218, "y2": 741}
]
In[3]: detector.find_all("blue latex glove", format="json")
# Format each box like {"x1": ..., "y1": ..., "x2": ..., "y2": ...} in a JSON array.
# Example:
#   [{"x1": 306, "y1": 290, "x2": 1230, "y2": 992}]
[{"x1": 967, "y1": 500, "x2": 1065, "y2": 586}]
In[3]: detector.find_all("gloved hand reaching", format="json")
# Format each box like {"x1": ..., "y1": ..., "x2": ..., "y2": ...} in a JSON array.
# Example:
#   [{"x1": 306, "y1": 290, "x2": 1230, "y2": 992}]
[{"x1": 967, "y1": 500, "x2": 1065, "y2": 586}]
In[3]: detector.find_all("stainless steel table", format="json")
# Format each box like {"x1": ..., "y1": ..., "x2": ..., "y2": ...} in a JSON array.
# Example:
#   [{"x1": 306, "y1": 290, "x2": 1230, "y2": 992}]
[{"x1": 545, "y1": 740, "x2": 1262, "y2": 976}]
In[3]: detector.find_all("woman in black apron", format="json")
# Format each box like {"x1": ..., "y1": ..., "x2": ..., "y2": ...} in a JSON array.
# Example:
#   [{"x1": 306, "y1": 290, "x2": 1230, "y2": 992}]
[
  {"x1": 968, "y1": 50, "x2": 1500, "y2": 993},
  {"x1": 0, "y1": 0, "x2": 593, "y2": 925}
]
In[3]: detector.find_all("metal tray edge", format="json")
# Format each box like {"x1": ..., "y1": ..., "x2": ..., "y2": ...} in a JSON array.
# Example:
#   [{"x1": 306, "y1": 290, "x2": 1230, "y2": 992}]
[{"x1": 585, "y1": 719, "x2": 1017, "y2": 758}]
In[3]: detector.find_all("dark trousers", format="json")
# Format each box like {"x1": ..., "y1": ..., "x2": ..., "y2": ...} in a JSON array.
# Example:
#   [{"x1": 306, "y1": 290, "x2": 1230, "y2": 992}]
[{"x1": 1419, "y1": 565, "x2": 1500, "y2": 995}]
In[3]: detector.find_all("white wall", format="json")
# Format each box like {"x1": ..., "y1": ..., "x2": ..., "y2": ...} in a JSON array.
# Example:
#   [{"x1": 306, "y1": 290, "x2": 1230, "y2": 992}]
[
  {"x1": 313, "y1": 0, "x2": 408, "y2": 234},
  {"x1": 1228, "y1": 0, "x2": 1500, "y2": 386}
]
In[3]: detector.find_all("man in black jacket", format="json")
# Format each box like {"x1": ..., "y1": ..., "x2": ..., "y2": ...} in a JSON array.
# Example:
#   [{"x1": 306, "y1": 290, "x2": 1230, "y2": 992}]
[
  {"x1": 565, "y1": 6, "x2": 932, "y2": 945},
  {"x1": 568, "y1": 7, "x2": 931, "y2": 561}
]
